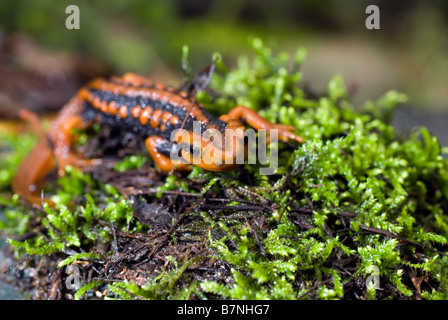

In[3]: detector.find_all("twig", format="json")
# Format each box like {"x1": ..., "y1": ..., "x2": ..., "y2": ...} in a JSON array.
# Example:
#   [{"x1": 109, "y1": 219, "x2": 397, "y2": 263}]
[
  {"x1": 249, "y1": 221, "x2": 266, "y2": 255},
  {"x1": 137, "y1": 189, "x2": 203, "y2": 197},
  {"x1": 111, "y1": 222, "x2": 119, "y2": 254},
  {"x1": 2, "y1": 254, "x2": 33, "y2": 274},
  {"x1": 218, "y1": 225, "x2": 239, "y2": 250},
  {"x1": 359, "y1": 224, "x2": 448, "y2": 257},
  {"x1": 200, "y1": 204, "x2": 271, "y2": 212},
  {"x1": 337, "y1": 211, "x2": 357, "y2": 217},
  {"x1": 278, "y1": 199, "x2": 293, "y2": 223},
  {"x1": 297, "y1": 278, "x2": 333, "y2": 299}
]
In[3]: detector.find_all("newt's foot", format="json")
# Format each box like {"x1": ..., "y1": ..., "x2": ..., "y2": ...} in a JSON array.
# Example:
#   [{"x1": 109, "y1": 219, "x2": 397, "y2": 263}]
[
  {"x1": 221, "y1": 106, "x2": 304, "y2": 144},
  {"x1": 265, "y1": 123, "x2": 305, "y2": 144},
  {"x1": 56, "y1": 152, "x2": 103, "y2": 176}
]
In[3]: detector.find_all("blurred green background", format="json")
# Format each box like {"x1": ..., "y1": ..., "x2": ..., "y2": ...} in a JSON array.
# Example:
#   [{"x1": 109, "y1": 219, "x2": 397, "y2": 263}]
[{"x1": 0, "y1": 0, "x2": 447, "y2": 140}]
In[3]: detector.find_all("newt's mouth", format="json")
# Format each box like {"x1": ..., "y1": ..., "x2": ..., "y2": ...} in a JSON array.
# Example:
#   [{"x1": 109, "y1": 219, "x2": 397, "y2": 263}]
[{"x1": 172, "y1": 140, "x2": 244, "y2": 171}]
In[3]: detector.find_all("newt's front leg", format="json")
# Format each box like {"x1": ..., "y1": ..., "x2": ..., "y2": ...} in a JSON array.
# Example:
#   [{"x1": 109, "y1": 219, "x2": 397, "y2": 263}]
[{"x1": 220, "y1": 106, "x2": 304, "y2": 144}]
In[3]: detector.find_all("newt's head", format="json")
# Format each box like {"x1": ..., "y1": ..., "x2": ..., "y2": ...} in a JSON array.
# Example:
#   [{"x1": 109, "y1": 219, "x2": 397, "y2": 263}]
[{"x1": 172, "y1": 120, "x2": 247, "y2": 171}]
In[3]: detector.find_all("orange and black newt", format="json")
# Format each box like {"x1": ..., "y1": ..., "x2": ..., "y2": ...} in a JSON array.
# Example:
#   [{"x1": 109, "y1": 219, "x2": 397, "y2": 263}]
[{"x1": 12, "y1": 72, "x2": 304, "y2": 205}]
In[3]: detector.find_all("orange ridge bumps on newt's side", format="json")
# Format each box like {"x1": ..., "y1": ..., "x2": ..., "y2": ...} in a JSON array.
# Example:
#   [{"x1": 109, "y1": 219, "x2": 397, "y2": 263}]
[{"x1": 12, "y1": 72, "x2": 304, "y2": 206}]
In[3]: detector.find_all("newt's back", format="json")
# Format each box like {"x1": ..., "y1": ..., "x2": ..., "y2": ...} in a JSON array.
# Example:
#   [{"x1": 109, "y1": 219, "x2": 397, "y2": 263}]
[{"x1": 77, "y1": 73, "x2": 226, "y2": 140}]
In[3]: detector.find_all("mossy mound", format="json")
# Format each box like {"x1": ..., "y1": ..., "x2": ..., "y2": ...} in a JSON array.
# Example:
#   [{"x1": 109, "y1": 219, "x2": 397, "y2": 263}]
[{"x1": 1, "y1": 38, "x2": 448, "y2": 300}]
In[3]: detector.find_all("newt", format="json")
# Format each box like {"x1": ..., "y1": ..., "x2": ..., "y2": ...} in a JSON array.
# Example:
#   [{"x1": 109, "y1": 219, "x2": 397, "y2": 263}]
[{"x1": 12, "y1": 72, "x2": 304, "y2": 205}]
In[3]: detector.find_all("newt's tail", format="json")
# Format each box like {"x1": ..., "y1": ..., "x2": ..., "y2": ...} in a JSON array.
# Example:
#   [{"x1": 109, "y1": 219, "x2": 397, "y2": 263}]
[{"x1": 11, "y1": 110, "x2": 56, "y2": 206}]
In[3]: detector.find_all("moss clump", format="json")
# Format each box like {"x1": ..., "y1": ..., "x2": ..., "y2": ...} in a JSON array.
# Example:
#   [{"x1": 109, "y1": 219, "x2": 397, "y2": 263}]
[{"x1": 1, "y1": 38, "x2": 448, "y2": 300}]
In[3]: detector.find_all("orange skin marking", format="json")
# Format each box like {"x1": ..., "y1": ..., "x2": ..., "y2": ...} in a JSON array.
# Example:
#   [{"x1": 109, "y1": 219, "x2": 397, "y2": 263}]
[
  {"x1": 168, "y1": 94, "x2": 184, "y2": 106},
  {"x1": 108, "y1": 101, "x2": 118, "y2": 115},
  {"x1": 121, "y1": 73, "x2": 154, "y2": 87},
  {"x1": 131, "y1": 105, "x2": 142, "y2": 118},
  {"x1": 78, "y1": 88, "x2": 90, "y2": 101},
  {"x1": 131, "y1": 106, "x2": 142, "y2": 119},
  {"x1": 93, "y1": 97, "x2": 101, "y2": 109},
  {"x1": 160, "y1": 112, "x2": 172, "y2": 132},
  {"x1": 99, "y1": 100, "x2": 108, "y2": 113},
  {"x1": 162, "y1": 112, "x2": 172, "y2": 122},
  {"x1": 139, "y1": 107, "x2": 152, "y2": 126},
  {"x1": 170, "y1": 115, "x2": 180, "y2": 125},
  {"x1": 150, "y1": 109, "x2": 163, "y2": 128},
  {"x1": 179, "y1": 91, "x2": 189, "y2": 98},
  {"x1": 118, "y1": 105, "x2": 128, "y2": 119}
]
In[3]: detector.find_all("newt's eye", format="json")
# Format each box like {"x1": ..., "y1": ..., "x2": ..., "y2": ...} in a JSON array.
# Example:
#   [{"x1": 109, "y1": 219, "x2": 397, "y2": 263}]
[{"x1": 190, "y1": 144, "x2": 201, "y2": 158}]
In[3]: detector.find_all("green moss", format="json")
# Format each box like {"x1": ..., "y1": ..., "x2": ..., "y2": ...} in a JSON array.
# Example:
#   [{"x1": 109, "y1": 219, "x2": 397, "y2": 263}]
[
  {"x1": 1, "y1": 38, "x2": 448, "y2": 300},
  {"x1": 113, "y1": 155, "x2": 149, "y2": 172},
  {"x1": 75, "y1": 280, "x2": 104, "y2": 300}
]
